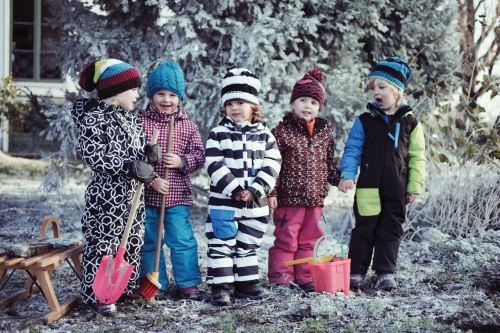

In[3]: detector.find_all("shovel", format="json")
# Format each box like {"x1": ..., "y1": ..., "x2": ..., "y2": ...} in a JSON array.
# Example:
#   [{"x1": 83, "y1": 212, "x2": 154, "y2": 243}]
[
  {"x1": 138, "y1": 117, "x2": 175, "y2": 300},
  {"x1": 284, "y1": 255, "x2": 334, "y2": 266},
  {"x1": 93, "y1": 129, "x2": 159, "y2": 305}
]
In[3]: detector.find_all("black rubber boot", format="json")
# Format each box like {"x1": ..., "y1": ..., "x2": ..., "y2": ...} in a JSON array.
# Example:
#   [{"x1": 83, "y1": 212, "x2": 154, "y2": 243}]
[
  {"x1": 234, "y1": 281, "x2": 264, "y2": 300},
  {"x1": 376, "y1": 273, "x2": 397, "y2": 291},
  {"x1": 350, "y1": 274, "x2": 365, "y2": 290},
  {"x1": 298, "y1": 283, "x2": 315, "y2": 293},
  {"x1": 211, "y1": 284, "x2": 233, "y2": 306}
]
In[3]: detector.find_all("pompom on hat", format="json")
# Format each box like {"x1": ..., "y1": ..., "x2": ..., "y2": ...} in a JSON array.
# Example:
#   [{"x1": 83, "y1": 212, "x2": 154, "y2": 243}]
[
  {"x1": 146, "y1": 60, "x2": 186, "y2": 101},
  {"x1": 79, "y1": 59, "x2": 141, "y2": 99},
  {"x1": 221, "y1": 68, "x2": 261, "y2": 106},
  {"x1": 290, "y1": 68, "x2": 326, "y2": 106},
  {"x1": 368, "y1": 56, "x2": 412, "y2": 90}
]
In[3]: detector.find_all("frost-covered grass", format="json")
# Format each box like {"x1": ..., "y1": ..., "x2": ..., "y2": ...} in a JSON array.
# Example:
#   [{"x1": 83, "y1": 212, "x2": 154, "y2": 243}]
[
  {"x1": 0, "y1": 174, "x2": 499, "y2": 332},
  {"x1": 406, "y1": 161, "x2": 500, "y2": 239},
  {"x1": 0, "y1": 151, "x2": 48, "y2": 177}
]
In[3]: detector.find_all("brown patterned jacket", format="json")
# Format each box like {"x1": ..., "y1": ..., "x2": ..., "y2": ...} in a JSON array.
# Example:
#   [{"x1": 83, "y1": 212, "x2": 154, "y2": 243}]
[{"x1": 270, "y1": 113, "x2": 340, "y2": 207}]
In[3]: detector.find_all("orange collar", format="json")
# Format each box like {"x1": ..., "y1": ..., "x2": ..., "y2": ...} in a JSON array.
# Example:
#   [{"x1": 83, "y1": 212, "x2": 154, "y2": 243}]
[{"x1": 306, "y1": 118, "x2": 315, "y2": 135}]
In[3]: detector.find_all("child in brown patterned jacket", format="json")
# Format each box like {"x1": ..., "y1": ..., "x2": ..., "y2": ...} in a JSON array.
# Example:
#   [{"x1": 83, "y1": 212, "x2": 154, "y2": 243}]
[{"x1": 267, "y1": 68, "x2": 340, "y2": 291}]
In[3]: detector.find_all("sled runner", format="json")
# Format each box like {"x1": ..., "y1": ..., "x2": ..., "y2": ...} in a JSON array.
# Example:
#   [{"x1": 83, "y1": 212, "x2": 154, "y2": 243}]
[{"x1": 0, "y1": 216, "x2": 83, "y2": 324}]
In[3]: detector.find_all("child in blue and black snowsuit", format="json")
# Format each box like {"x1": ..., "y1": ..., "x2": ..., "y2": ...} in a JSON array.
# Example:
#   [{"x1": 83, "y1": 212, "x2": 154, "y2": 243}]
[{"x1": 338, "y1": 57, "x2": 425, "y2": 291}]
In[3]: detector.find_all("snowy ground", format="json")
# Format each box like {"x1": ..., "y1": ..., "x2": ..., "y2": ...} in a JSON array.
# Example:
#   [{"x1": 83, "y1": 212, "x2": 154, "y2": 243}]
[{"x1": 0, "y1": 174, "x2": 499, "y2": 333}]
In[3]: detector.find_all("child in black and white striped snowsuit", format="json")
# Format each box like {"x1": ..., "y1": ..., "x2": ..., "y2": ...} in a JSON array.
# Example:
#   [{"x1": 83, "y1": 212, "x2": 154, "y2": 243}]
[{"x1": 205, "y1": 68, "x2": 281, "y2": 306}]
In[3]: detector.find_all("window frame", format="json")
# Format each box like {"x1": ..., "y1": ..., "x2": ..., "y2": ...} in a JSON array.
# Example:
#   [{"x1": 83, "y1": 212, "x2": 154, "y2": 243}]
[{"x1": 10, "y1": 0, "x2": 62, "y2": 83}]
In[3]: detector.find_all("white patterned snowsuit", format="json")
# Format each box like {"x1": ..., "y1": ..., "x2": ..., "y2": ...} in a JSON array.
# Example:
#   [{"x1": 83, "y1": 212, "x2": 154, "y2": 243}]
[{"x1": 71, "y1": 98, "x2": 147, "y2": 304}]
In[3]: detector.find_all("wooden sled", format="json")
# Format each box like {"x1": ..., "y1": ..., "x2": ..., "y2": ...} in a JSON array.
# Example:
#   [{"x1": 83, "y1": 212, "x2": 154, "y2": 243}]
[{"x1": 0, "y1": 216, "x2": 83, "y2": 324}]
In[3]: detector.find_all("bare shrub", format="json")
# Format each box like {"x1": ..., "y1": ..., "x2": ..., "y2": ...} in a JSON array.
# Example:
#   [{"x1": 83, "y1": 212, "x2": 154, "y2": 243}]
[{"x1": 406, "y1": 160, "x2": 500, "y2": 239}]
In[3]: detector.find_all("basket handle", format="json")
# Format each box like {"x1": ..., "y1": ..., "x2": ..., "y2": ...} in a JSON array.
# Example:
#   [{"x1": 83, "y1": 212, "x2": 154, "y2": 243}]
[{"x1": 313, "y1": 234, "x2": 346, "y2": 263}]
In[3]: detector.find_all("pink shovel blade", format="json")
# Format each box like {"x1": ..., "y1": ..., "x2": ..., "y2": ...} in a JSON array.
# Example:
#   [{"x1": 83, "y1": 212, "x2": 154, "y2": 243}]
[{"x1": 93, "y1": 246, "x2": 135, "y2": 305}]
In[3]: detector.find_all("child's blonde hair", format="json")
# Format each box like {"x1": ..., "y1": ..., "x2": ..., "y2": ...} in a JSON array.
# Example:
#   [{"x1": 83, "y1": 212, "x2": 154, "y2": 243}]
[
  {"x1": 367, "y1": 78, "x2": 405, "y2": 107},
  {"x1": 219, "y1": 103, "x2": 263, "y2": 123}
]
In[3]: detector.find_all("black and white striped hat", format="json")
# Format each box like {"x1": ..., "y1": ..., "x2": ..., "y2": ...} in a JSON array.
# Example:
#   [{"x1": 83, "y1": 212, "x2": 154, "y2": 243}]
[{"x1": 221, "y1": 68, "x2": 261, "y2": 106}]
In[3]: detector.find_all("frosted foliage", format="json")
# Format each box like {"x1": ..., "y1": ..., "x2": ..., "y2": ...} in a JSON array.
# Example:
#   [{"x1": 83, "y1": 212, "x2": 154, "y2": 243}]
[
  {"x1": 38, "y1": 95, "x2": 79, "y2": 191},
  {"x1": 40, "y1": 0, "x2": 459, "y2": 188},
  {"x1": 405, "y1": 161, "x2": 500, "y2": 239},
  {"x1": 45, "y1": 0, "x2": 457, "y2": 137}
]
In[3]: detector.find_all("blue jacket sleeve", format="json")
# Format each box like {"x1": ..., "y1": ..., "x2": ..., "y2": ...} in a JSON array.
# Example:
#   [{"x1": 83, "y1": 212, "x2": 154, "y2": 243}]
[{"x1": 340, "y1": 117, "x2": 365, "y2": 180}]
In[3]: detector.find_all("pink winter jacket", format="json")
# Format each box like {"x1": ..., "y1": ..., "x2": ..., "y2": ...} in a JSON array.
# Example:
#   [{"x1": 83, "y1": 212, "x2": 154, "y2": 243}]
[{"x1": 139, "y1": 104, "x2": 205, "y2": 208}]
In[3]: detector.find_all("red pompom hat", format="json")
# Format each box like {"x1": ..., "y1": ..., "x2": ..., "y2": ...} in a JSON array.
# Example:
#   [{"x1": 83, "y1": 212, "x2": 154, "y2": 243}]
[{"x1": 290, "y1": 68, "x2": 326, "y2": 106}]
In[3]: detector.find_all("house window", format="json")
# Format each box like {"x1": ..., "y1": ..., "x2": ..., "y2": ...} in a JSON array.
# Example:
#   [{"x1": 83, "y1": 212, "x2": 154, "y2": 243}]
[{"x1": 11, "y1": 0, "x2": 61, "y2": 81}]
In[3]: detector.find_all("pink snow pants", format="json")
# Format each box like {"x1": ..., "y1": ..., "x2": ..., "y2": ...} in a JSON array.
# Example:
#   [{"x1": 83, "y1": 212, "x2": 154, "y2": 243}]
[{"x1": 268, "y1": 206, "x2": 323, "y2": 285}]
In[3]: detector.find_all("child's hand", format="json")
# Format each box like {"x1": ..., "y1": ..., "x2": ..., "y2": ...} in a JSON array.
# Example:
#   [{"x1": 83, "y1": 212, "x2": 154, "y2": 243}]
[
  {"x1": 267, "y1": 196, "x2": 277, "y2": 209},
  {"x1": 151, "y1": 178, "x2": 169, "y2": 194},
  {"x1": 338, "y1": 179, "x2": 354, "y2": 193},
  {"x1": 234, "y1": 191, "x2": 243, "y2": 201},
  {"x1": 163, "y1": 153, "x2": 182, "y2": 169},
  {"x1": 406, "y1": 193, "x2": 418, "y2": 204},
  {"x1": 240, "y1": 190, "x2": 255, "y2": 202}
]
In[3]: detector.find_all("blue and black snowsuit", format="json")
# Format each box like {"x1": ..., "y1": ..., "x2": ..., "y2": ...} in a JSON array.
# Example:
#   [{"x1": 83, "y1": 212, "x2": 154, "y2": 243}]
[{"x1": 340, "y1": 103, "x2": 425, "y2": 275}]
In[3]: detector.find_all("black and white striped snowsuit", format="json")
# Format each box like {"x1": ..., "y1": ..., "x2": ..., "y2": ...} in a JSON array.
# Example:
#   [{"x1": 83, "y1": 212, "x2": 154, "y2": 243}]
[
  {"x1": 71, "y1": 98, "x2": 146, "y2": 305},
  {"x1": 205, "y1": 117, "x2": 281, "y2": 285}
]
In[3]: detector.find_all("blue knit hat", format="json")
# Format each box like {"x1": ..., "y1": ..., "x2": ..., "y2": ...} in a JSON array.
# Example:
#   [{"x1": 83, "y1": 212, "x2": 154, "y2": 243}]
[
  {"x1": 146, "y1": 60, "x2": 185, "y2": 101},
  {"x1": 368, "y1": 56, "x2": 412, "y2": 90}
]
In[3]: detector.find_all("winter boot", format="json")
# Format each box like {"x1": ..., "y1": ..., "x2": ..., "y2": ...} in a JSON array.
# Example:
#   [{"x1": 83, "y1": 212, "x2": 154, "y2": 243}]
[
  {"x1": 179, "y1": 286, "x2": 205, "y2": 301},
  {"x1": 298, "y1": 283, "x2": 315, "y2": 293},
  {"x1": 89, "y1": 303, "x2": 117, "y2": 316},
  {"x1": 234, "y1": 281, "x2": 264, "y2": 299},
  {"x1": 350, "y1": 274, "x2": 365, "y2": 290},
  {"x1": 211, "y1": 284, "x2": 233, "y2": 306},
  {"x1": 376, "y1": 273, "x2": 397, "y2": 291}
]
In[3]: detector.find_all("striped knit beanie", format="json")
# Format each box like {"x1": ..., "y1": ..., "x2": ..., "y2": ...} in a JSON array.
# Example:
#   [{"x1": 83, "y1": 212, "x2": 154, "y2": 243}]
[
  {"x1": 146, "y1": 60, "x2": 185, "y2": 101},
  {"x1": 368, "y1": 56, "x2": 412, "y2": 90},
  {"x1": 290, "y1": 68, "x2": 326, "y2": 106},
  {"x1": 79, "y1": 59, "x2": 141, "y2": 99},
  {"x1": 221, "y1": 68, "x2": 261, "y2": 106}
]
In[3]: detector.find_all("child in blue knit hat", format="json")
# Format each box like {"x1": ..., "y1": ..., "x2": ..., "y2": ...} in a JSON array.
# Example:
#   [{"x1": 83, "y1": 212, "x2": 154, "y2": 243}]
[
  {"x1": 138, "y1": 60, "x2": 205, "y2": 300},
  {"x1": 338, "y1": 56, "x2": 426, "y2": 291}
]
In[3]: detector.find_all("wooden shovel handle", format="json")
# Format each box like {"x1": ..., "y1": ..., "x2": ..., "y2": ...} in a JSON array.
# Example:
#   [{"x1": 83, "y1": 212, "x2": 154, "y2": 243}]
[
  {"x1": 153, "y1": 117, "x2": 175, "y2": 272},
  {"x1": 284, "y1": 255, "x2": 334, "y2": 266},
  {"x1": 120, "y1": 129, "x2": 160, "y2": 248}
]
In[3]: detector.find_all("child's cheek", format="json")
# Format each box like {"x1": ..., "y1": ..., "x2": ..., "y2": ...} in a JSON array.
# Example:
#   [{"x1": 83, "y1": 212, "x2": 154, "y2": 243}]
[{"x1": 153, "y1": 100, "x2": 162, "y2": 110}]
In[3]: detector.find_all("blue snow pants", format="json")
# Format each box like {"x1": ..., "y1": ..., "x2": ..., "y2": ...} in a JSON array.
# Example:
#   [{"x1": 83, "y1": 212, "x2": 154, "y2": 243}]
[{"x1": 139, "y1": 205, "x2": 201, "y2": 291}]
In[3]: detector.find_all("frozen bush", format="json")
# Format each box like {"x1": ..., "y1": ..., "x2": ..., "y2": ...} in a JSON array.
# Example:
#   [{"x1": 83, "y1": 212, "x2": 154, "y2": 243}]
[{"x1": 406, "y1": 161, "x2": 500, "y2": 239}]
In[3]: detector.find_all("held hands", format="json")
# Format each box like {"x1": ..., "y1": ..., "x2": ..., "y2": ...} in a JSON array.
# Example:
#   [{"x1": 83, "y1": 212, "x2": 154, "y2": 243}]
[
  {"x1": 151, "y1": 178, "x2": 169, "y2": 195},
  {"x1": 267, "y1": 196, "x2": 277, "y2": 209},
  {"x1": 163, "y1": 153, "x2": 183, "y2": 169},
  {"x1": 338, "y1": 179, "x2": 355, "y2": 193},
  {"x1": 235, "y1": 190, "x2": 255, "y2": 202},
  {"x1": 406, "y1": 193, "x2": 418, "y2": 204}
]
